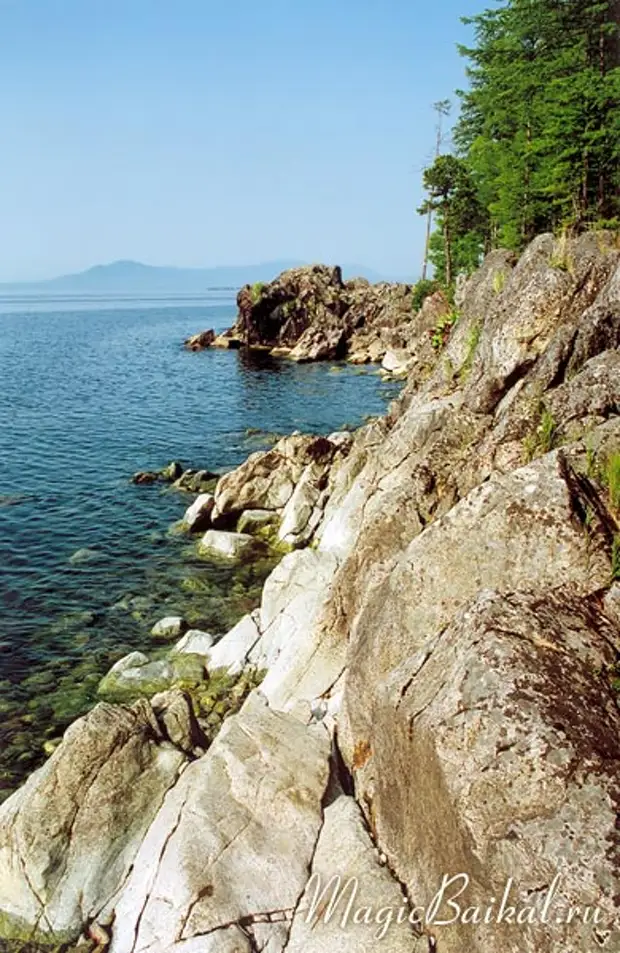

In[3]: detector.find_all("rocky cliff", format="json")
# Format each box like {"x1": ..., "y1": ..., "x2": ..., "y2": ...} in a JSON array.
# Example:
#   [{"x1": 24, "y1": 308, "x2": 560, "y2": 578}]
[{"x1": 1, "y1": 232, "x2": 619, "y2": 953}]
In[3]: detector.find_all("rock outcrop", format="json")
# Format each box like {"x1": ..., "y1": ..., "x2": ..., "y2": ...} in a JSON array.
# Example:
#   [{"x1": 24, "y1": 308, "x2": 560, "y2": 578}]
[
  {"x1": 187, "y1": 265, "x2": 423, "y2": 364},
  {"x1": 183, "y1": 329, "x2": 215, "y2": 351},
  {"x1": 1, "y1": 232, "x2": 620, "y2": 953}
]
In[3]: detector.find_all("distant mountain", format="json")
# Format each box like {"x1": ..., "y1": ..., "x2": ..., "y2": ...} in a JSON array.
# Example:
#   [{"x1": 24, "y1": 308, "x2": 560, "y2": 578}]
[{"x1": 0, "y1": 260, "x2": 393, "y2": 295}]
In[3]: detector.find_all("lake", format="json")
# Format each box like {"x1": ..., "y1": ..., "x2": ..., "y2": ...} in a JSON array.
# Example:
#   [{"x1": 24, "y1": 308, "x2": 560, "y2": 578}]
[{"x1": 0, "y1": 292, "x2": 400, "y2": 798}]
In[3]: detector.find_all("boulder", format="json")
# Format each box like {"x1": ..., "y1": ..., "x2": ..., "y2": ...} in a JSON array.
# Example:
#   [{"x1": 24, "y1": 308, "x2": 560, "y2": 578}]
[
  {"x1": 160, "y1": 460, "x2": 184, "y2": 482},
  {"x1": 237, "y1": 508, "x2": 280, "y2": 535},
  {"x1": 131, "y1": 470, "x2": 159, "y2": 485},
  {"x1": 277, "y1": 463, "x2": 326, "y2": 547},
  {"x1": 182, "y1": 492, "x2": 215, "y2": 532},
  {"x1": 289, "y1": 325, "x2": 347, "y2": 362},
  {"x1": 108, "y1": 692, "x2": 331, "y2": 953},
  {"x1": 98, "y1": 653, "x2": 207, "y2": 702},
  {"x1": 133, "y1": 462, "x2": 185, "y2": 485},
  {"x1": 172, "y1": 468, "x2": 219, "y2": 493},
  {"x1": 151, "y1": 616, "x2": 187, "y2": 641},
  {"x1": 171, "y1": 629, "x2": 215, "y2": 657},
  {"x1": 198, "y1": 529, "x2": 262, "y2": 561},
  {"x1": 207, "y1": 611, "x2": 263, "y2": 675},
  {"x1": 184, "y1": 329, "x2": 215, "y2": 351},
  {"x1": 214, "y1": 433, "x2": 336, "y2": 518},
  {"x1": 381, "y1": 349, "x2": 412, "y2": 376},
  {"x1": 149, "y1": 689, "x2": 207, "y2": 756},
  {"x1": 0, "y1": 699, "x2": 189, "y2": 944}
]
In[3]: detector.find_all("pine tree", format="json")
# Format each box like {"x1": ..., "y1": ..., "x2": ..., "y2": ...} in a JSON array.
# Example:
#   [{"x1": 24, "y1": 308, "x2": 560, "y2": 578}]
[{"x1": 420, "y1": 0, "x2": 620, "y2": 272}]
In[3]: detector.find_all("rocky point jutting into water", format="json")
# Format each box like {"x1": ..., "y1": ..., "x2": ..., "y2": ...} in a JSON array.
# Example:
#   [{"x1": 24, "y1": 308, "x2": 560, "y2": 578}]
[
  {"x1": 1, "y1": 232, "x2": 620, "y2": 953},
  {"x1": 184, "y1": 263, "x2": 449, "y2": 372}
]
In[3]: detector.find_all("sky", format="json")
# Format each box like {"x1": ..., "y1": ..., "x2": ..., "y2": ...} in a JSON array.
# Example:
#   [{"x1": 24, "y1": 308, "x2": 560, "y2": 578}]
[{"x1": 0, "y1": 0, "x2": 488, "y2": 282}]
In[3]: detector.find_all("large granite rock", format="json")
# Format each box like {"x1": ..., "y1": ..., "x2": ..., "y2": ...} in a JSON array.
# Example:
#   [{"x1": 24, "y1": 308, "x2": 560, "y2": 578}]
[
  {"x1": 182, "y1": 492, "x2": 215, "y2": 532},
  {"x1": 98, "y1": 652, "x2": 207, "y2": 702},
  {"x1": 340, "y1": 590, "x2": 620, "y2": 953},
  {"x1": 0, "y1": 700, "x2": 189, "y2": 944},
  {"x1": 184, "y1": 329, "x2": 215, "y2": 351},
  {"x1": 109, "y1": 692, "x2": 331, "y2": 953},
  {"x1": 207, "y1": 611, "x2": 262, "y2": 675},
  {"x1": 249, "y1": 549, "x2": 344, "y2": 712}
]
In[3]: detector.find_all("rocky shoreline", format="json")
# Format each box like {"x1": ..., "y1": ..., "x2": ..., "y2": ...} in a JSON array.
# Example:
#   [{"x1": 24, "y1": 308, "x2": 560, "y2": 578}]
[
  {"x1": 1, "y1": 232, "x2": 620, "y2": 952},
  {"x1": 184, "y1": 263, "x2": 452, "y2": 374}
]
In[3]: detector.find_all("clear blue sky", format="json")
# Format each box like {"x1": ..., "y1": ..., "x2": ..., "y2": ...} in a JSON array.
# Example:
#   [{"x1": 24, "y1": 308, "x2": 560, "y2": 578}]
[{"x1": 0, "y1": 0, "x2": 487, "y2": 281}]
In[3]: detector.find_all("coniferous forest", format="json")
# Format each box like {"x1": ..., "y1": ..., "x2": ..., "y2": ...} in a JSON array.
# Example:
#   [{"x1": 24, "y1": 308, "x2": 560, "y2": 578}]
[{"x1": 420, "y1": 0, "x2": 620, "y2": 284}]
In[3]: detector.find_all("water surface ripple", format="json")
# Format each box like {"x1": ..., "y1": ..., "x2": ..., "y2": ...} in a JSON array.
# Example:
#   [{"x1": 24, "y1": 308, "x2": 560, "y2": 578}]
[{"x1": 0, "y1": 293, "x2": 400, "y2": 796}]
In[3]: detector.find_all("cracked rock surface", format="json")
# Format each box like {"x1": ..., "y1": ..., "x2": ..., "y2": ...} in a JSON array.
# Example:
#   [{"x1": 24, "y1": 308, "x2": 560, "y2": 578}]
[
  {"x1": 1, "y1": 233, "x2": 620, "y2": 953},
  {"x1": 109, "y1": 692, "x2": 330, "y2": 953}
]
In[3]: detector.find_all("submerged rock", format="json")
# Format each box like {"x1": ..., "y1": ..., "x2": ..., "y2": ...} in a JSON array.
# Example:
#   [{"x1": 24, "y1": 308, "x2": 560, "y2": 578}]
[
  {"x1": 131, "y1": 470, "x2": 159, "y2": 485},
  {"x1": 68, "y1": 547, "x2": 100, "y2": 565},
  {"x1": 172, "y1": 468, "x2": 219, "y2": 493},
  {"x1": 150, "y1": 616, "x2": 188, "y2": 641},
  {"x1": 237, "y1": 508, "x2": 280, "y2": 535},
  {"x1": 98, "y1": 651, "x2": 207, "y2": 701}
]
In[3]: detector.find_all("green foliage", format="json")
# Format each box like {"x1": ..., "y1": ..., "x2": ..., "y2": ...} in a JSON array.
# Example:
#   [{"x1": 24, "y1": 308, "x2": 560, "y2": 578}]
[
  {"x1": 604, "y1": 452, "x2": 620, "y2": 513},
  {"x1": 430, "y1": 311, "x2": 459, "y2": 352},
  {"x1": 420, "y1": 0, "x2": 620, "y2": 262},
  {"x1": 550, "y1": 232, "x2": 575, "y2": 272},
  {"x1": 419, "y1": 155, "x2": 488, "y2": 285},
  {"x1": 492, "y1": 270, "x2": 507, "y2": 294},
  {"x1": 251, "y1": 281, "x2": 266, "y2": 304},
  {"x1": 523, "y1": 405, "x2": 558, "y2": 460},
  {"x1": 460, "y1": 322, "x2": 482, "y2": 381},
  {"x1": 539, "y1": 409, "x2": 557, "y2": 453},
  {"x1": 411, "y1": 278, "x2": 440, "y2": 313}
]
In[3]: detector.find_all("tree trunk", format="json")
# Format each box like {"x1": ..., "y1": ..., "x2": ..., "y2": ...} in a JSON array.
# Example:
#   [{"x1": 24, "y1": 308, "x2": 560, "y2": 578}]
[
  {"x1": 444, "y1": 210, "x2": 453, "y2": 287},
  {"x1": 421, "y1": 207, "x2": 433, "y2": 281}
]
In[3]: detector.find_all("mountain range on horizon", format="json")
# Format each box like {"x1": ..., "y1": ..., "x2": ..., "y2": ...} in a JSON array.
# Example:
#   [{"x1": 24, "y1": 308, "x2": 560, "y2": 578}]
[{"x1": 0, "y1": 259, "x2": 407, "y2": 295}]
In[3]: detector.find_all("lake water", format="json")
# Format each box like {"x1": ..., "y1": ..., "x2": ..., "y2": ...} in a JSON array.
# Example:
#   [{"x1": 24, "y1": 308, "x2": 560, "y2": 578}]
[{"x1": 0, "y1": 292, "x2": 400, "y2": 798}]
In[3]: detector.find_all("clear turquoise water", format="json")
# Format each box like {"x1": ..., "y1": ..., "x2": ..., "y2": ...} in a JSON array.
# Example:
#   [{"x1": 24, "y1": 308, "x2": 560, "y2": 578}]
[{"x1": 0, "y1": 292, "x2": 400, "y2": 797}]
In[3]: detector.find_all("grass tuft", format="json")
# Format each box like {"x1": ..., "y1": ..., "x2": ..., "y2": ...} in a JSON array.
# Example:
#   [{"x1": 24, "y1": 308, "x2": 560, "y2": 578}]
[{"x1": 604, "y1": 452, "x2": 620, "y2": 514}]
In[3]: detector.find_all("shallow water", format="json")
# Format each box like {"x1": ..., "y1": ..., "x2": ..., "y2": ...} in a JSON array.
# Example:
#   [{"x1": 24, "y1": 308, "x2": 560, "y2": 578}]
[{"x1": 0, "y1": 292, "x2": 400, "y2": 797}]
